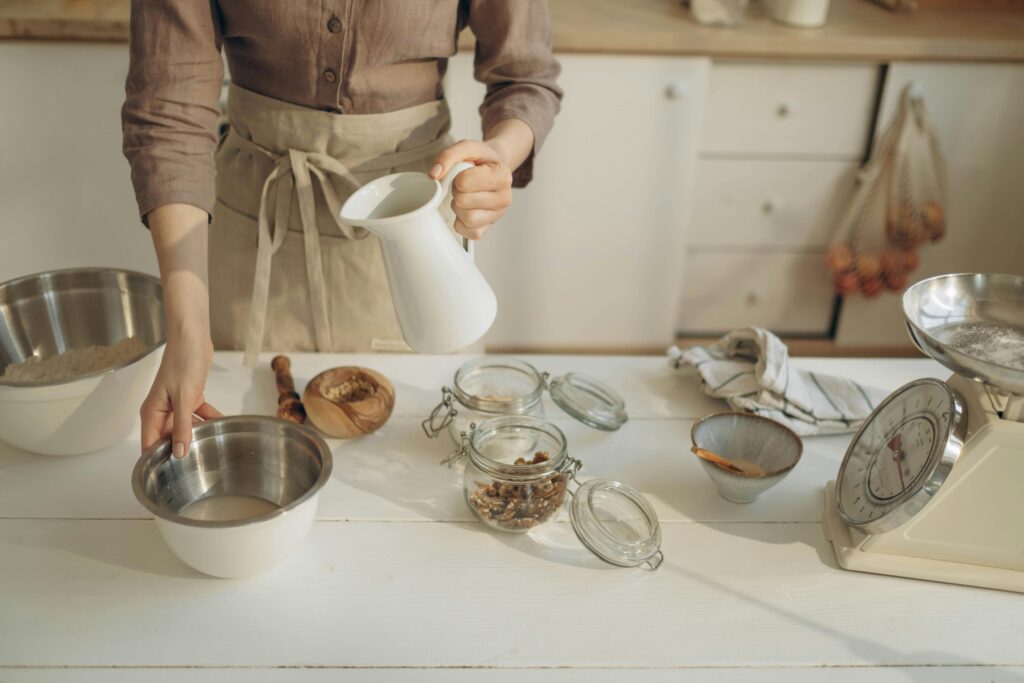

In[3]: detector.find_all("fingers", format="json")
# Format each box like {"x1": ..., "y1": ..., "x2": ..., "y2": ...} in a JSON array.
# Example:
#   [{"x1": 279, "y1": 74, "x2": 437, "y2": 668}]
[
  {"x1": 194, "y1": 401, "x2": 223, "y2": 420},
  {"x1": 452, "y1": 163, "x2": 512, "y2": 194},
  {"x1": 429, "y1": 139, "x2": 500, "y2": 179},
  {"x1": 452, "y1": 189, "x2": 512, "y2": 211},
  {"x1": 172, "y1": 392, "x2": 195, "y2": 459},
  {"x1": 140, "y1": 393, "x2": 171, "y2": 452},
  {"x1": 454, "y1": 215, "x2": 500, "y2": 241}
]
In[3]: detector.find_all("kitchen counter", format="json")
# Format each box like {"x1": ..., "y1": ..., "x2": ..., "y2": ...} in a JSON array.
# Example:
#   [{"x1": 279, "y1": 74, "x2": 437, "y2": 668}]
[
  {"x1": 2, "y1": 352, "x2": 1023, "y2": 680},
  {"x1": 2, "y1": 0, "x2": 1024, "y2": 62}
]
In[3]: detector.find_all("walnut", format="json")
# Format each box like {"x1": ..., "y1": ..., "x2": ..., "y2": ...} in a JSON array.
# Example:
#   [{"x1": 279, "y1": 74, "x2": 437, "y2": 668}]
[{"x1": 468, "y1": 451, "x2": 566, "y2": 531}]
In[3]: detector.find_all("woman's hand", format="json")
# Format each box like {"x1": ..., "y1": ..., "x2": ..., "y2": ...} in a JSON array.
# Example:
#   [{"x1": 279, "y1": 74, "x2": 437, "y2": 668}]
[
  {"x1": 141, "y1": 333, "x2": 221, "y2": 456},
  {"x1": 142, "y1": 203, "x2": 223, "y2": 457},
  {"x1": 430, "y1": 119, "x2": 535, "y2": 241}
]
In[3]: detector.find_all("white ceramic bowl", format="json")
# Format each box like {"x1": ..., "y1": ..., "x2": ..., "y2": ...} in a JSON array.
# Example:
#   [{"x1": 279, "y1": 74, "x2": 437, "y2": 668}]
[
  {"x1": 132, "y1": 416, "x2": 333, "y2": 579},
  {"x1": 0, "y1": 268, "x2": 165, "y2": 455},
  {"x1": 691, "y1": 412, "x2": 803, "y2": 504}
]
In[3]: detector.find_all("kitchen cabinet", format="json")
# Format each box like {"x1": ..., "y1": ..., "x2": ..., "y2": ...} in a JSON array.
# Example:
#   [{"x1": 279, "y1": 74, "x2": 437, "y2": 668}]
[
  {"x1": 677, "y1": 252, "x2": 836, "y2": 335},
  {"x1": 678, "y1": 62, "x2": 881, "y2": 338},
  {"x1": 688, "y1": 158, "x2": 860, "y2": 249},
  {"x1": 446, "y1": 53, "x2": 709, "y2": 351},
  {"x1": 701, "y1": 62, "x2": 879, "y2": 159},
  {"x1": 836, "y1": 62, "x2": 1024, "y2": 348}
]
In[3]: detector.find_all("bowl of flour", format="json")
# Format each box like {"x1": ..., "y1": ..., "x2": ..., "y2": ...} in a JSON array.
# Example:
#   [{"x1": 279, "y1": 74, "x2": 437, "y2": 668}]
[{"x1": 0, "y1": 268, "x2": 165, "y2": 455}]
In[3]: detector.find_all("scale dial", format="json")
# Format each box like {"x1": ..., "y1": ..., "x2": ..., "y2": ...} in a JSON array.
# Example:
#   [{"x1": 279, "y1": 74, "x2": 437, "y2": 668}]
[{"x1": 836, "y1": 378, "x2": 966, "y2": 535}]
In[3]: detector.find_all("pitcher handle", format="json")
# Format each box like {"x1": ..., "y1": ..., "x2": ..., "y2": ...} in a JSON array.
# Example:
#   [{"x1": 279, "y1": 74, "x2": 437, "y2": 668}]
[{"x1": 440, "y1": 161, "x2": 476, "y2": 258}]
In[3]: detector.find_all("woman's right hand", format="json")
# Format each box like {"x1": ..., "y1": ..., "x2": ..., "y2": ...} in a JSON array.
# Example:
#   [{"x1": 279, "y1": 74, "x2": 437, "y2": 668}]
[
  {"x1": 141, "y1": 333, "x2": 222, "y2": 456},
  {"x1": 142, "y1": 203, "x2": 223, "y2": 456}
]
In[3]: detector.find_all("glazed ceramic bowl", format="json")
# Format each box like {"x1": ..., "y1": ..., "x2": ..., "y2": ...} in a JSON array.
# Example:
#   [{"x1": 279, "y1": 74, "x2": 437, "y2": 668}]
[
  {"x1": 0, "y1": 268, "x2": 165, "y2": 455},
  {"x1": 132, "y1": 416, "x2": 332, "y2": 578},
  {"x1": 691, "y1": 412, "x2": 803, "y2": 504}
]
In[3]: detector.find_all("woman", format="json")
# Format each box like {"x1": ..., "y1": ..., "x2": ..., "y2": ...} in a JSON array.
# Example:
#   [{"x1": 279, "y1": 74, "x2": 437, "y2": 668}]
[{"x1": 122, "y1": 1, "x2": 562, "y2": 457}]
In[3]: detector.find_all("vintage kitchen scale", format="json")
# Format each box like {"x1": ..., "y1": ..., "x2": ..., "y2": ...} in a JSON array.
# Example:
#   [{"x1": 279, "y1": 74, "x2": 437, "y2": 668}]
[{"x1": 823, "y1": 273, "x2": 1024, "y2": 592}]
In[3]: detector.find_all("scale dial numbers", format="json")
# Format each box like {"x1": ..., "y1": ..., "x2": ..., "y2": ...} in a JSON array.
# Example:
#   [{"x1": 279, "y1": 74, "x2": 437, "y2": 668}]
[{"x1": 836, "y1": 379, "x2": 959, "y2": 532}]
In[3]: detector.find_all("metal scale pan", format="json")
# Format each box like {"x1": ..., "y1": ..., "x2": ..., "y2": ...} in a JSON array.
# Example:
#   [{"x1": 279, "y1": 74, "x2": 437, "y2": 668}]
[{"x1": 903, "y1": 273, "x2": 1024, "y2": 397}]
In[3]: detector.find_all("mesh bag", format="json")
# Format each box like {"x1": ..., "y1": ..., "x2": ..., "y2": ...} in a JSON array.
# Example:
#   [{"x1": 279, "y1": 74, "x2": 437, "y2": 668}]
[{"x1": 827, "y1": 85, "x2": 947, "y2": 297}]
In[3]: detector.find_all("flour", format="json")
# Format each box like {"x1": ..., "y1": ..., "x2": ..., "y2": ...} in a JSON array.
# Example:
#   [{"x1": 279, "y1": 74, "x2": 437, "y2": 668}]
[
  {"x1": 936, "y1": 322, "x2": 1024, "y2": 371},
  {"x1": 0, "y1": 336, "x2": 149, "y2": 383}
]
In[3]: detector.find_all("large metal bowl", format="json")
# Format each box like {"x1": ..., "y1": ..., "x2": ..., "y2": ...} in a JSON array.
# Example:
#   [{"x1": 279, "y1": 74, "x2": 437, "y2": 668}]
[
  {"x1": 0, "y1": 268, "x2": 165, "y2": 455},
  {"x1": 132, "y1": 416, "x2": 333, "y2": 578},
  {"x1": 903, "y1": 273, "x2": 1024, "y2": 395}
]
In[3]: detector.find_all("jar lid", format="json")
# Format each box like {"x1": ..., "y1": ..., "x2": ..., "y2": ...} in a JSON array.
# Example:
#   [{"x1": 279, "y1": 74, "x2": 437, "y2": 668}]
[
  {"x1": 569, "y1": 478, "x2": 663, "y2": 570},
  {"x1": 548, "y1": 372, "x2": 628, "y2": 431}
]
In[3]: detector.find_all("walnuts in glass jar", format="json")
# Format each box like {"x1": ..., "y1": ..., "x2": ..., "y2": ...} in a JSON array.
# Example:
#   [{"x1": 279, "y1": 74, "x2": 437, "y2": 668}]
[{"x1": 468, "y1": 451, "x2": 567, "y2": 531}]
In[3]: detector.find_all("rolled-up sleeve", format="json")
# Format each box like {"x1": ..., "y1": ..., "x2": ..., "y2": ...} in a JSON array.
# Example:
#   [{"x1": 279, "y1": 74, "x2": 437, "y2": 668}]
[
  {"x1": 121, "y1": 0, "x2": 224, "y2": 222},
  {"x1": 468, "y1": 0, "x2": 562, "y2": 187}
]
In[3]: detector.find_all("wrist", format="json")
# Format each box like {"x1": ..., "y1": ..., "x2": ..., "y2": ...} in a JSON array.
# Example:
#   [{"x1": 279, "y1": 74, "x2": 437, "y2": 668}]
[
  {"x1": 163, "y1": 284, "x2": 210, "y2": 346},
  {"x1": 484, "y1": 119, "x2": 535, "y2": 171}
]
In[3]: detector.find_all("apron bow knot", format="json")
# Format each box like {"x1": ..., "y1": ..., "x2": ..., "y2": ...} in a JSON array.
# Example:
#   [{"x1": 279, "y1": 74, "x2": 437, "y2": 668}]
[{"x1": 243, "y1": 138, "x2": 369, "y2": 366}]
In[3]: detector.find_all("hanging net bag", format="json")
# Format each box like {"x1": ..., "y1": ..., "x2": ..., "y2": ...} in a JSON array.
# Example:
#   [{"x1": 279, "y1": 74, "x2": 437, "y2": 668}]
[{"x1": 827, "y1": 84, "x2": 948, "y2": 297}]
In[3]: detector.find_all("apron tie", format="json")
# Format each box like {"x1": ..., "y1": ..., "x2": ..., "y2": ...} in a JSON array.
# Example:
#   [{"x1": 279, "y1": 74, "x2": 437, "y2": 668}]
[
  {"x1": 232, "y1": 127, "x2": 452, "y2": 366},
  {"x1": 241, "y1": 140, "x2": 369, "y2": 366}
]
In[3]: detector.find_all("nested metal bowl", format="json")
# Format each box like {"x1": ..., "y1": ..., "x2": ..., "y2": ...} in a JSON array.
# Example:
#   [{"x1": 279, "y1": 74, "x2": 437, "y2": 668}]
[
  {"x1": 0, "y1": 268, "x2": 165, "y2": 455},
  {"x1": 132, "y1": 416, "x2": 333, "y2": 578},
  {"x1": 903, "y1": 273, "x2": 1024, "y2": 395}
]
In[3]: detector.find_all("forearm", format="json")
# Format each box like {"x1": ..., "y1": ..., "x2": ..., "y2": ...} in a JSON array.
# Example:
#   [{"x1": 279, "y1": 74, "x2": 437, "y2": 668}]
[
  {"x1": 484, "y1": 119, "x2": 535, "y2": 172},
  {"x1": 147, "y1": 204, "x2": 212, "y2": 348}
]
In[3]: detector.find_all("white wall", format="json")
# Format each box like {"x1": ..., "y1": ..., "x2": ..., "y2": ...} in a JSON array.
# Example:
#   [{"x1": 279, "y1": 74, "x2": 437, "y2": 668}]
[{"x1": 0, "y1": 42, "x2": 157, "y2": 282}]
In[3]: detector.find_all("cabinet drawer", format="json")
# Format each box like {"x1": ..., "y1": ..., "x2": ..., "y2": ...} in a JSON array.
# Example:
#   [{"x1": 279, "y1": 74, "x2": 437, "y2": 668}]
[
  {"x1": 689, "y1": 159, "x2": 859, "y2": 249},
  {"x1": 677, "y1": 252, "x2": 834, "y2": 335},
  {"x1": 701, "y1": 62, "x2": 880, "y2": 158}
]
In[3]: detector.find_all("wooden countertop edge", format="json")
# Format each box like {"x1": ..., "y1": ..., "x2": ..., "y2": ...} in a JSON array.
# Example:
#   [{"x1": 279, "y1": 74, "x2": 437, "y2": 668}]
[
  {"x1": 0, "y1": 17, "x2": 127, "y2": 42},
  {"x1": 1, "y1": 1, "x2": 1023, "y2": 64},
  {"x1": 4, "y1": 30, "x2": 1022, "y2": 63}
]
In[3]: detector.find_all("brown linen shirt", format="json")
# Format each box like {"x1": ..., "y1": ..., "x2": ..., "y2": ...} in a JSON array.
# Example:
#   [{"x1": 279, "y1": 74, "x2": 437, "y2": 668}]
[{"x1": 122, "y1": 0, "x2": 562, "y2": 220}]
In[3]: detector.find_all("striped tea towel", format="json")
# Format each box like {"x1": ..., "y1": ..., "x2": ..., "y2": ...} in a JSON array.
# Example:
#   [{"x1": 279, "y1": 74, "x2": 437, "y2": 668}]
[{"x1": 668, "y1": 327, "x2": 888, "y2": 436}]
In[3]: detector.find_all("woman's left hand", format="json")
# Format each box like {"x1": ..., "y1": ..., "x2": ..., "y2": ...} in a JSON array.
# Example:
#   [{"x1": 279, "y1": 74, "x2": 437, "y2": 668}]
[{"x1": 430, "y1": 140, "x2": 513, "y2": 241}]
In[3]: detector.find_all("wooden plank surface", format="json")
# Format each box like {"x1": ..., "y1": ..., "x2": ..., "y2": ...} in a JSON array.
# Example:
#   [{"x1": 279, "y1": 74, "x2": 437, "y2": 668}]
[
  {"x1": 5, "y1": 354, "x2": 1021, "y2": 677},
  {"x1": 2, "y1": 520, "x2": 1024, "y2": 669},
  {"x1": 1, "y1": 0, "x2": 1023, "y2": 63},
  {"x1": 0, "y1": 354, "x2": 944, "y2": 525},
  {"x1": 6, "y1": 668, "x2": 1024, "y2": 682}
]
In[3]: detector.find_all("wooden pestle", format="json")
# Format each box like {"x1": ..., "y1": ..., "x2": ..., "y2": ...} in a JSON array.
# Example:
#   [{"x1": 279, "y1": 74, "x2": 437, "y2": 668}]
[{"x1": 271, "y1": 355, "x2": 307, "y2": 424}]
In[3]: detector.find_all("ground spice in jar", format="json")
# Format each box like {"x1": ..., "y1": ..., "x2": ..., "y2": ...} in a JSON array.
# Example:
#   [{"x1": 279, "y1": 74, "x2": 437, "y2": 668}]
[{"x1": 468, "y1": 451, "x2": 568, "y2": 531}]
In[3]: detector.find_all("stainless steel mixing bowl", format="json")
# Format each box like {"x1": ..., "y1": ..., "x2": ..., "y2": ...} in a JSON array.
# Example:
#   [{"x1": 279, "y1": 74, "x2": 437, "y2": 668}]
[
  {"x1": 132, "y1": 416, "x2": 333, "y2": 578},
  {"x1": 0, "y1": 268, "x2": 164, "y2": 387},
  {"x1": 0, "y1": 268, "x2": 165, "y2": 454},
  {"x1": 903, "y1": 273, "x2": 1024, "y2": 395}
]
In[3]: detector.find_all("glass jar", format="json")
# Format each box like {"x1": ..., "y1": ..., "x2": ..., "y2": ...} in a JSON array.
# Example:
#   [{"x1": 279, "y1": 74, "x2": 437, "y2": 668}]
[
  {"x1": 423, "y1": 357, "x2": 628, "y2": 444},
  {"x1": 454, "y1": 415, "x2": 664, "y2": 570}
]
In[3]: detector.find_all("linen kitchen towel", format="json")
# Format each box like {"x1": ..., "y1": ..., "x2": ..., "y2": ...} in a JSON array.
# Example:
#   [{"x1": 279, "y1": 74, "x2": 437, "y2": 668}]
[{"x1": 668, "y1": 327, "x2": 889, "y2": 436}]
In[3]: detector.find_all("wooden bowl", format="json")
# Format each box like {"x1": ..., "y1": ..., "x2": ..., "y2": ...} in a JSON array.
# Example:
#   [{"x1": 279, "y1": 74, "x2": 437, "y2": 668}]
[{"x1": 303, "y1": 367, "x2": 395, "y2": 439}]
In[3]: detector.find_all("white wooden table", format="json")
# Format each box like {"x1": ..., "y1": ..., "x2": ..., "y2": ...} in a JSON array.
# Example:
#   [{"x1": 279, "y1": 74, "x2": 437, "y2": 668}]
[{"x1": 2, "y1": 353, "x2": 1023, "y2": 682}]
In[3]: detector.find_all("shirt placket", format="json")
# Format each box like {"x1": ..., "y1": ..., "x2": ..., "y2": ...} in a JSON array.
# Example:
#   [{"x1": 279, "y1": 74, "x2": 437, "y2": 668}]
[{"x1": 316, "y1": 1, "x2": 348, "y2": 112}]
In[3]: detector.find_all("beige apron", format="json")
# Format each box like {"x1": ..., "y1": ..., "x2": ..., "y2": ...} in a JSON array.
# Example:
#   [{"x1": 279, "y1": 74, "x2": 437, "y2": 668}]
[{"x1": 210, "y1": 84, "x2": 454, "y2": 365}]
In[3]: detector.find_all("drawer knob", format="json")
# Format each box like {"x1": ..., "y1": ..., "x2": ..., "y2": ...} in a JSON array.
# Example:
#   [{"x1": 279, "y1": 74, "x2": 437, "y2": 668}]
[
  {"x1": 761, "y1": 200, "x2": 775, "y2": 214},
  {"x1": 776, "y1": 103, "x2": 793, "y2": 118},
  {"x1": 665, "y1": 81, "x2": 689, "y2": 101},
  {"x1": 746, "y1": 293, "x2": 759, "y2": 306}
]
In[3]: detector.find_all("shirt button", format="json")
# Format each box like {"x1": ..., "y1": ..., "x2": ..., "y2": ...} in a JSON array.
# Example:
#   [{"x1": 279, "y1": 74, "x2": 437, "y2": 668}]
[
  {"x1": 323, "y1": 68, "x2": 337, "y2": 83},
  {"x1": 327, "y1": 16, "x2": 342, "y2": 33}
]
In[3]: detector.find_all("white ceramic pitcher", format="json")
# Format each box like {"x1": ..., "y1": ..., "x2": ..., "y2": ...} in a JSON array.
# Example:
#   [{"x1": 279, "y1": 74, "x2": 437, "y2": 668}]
[{"x1": 340, "y1": 162, "x2": 497, "y2": 353}]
